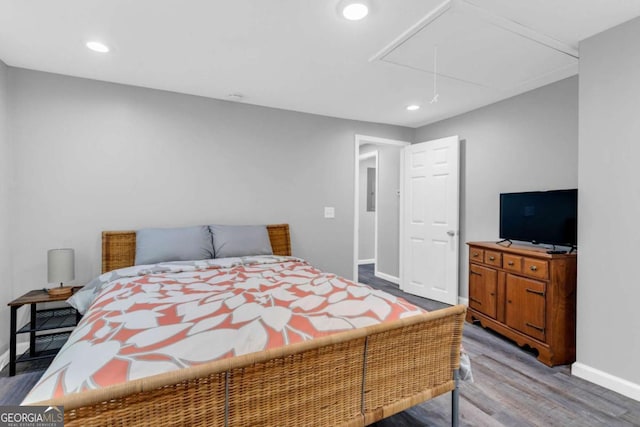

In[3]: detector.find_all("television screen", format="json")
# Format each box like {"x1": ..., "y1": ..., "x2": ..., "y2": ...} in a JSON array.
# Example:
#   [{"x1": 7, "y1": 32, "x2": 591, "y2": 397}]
[{"x1": 499, "y1": 189, "x2": 577, "y2": 246}]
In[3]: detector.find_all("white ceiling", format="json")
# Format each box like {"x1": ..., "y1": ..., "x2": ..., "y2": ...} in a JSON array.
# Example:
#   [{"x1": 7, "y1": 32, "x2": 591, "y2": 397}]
[{"x1": 1, "y1": 0, "x2": 639, "y2": 128}]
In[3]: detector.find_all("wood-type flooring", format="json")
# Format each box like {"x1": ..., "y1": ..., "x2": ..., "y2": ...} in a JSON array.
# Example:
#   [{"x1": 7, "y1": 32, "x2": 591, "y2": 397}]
[{"x1": 359, "y1": 264, "x2": 640, "y2": 426}]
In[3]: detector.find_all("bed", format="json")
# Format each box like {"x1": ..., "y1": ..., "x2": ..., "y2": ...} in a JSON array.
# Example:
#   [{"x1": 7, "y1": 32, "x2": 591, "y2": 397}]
[{"x1": 27, "y1": 224, "x2": 466, "y2": 426}]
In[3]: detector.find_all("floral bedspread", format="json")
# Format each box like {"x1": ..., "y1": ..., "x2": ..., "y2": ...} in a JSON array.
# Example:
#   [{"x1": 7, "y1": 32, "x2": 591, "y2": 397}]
[{"x1": 23, "y1": 256, "x2": 426, "y2": 404}]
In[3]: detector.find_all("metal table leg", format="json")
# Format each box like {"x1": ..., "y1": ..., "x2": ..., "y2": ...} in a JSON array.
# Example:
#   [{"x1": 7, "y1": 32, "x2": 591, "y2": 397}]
[
  {"x1": 30, "y1": 303, "x2": 37, "y2": 357},
  {"x1": 10, "y1": 306, "x2": 17, "y2": 376}
]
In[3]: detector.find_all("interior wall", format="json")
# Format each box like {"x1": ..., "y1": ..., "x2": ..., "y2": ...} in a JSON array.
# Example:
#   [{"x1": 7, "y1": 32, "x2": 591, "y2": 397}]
[
  {"x1": 0, "y1": 60, "x2": 10, "y2": 355},
  {"x1": 415, "y1": 76, "x2": 579, "y2": 299},
  {"x1": 6, "y1": 68, "x2": 414, "y2": 334},
  {"x1": 358, "y1": 155, "x2": 375, "y2": 262},
  {"x1": 576, "y1": 16, "x2": 640, "y2": 395},
  {"x1": 359, "y1": 143, "x2": 403, "y2": 279}
]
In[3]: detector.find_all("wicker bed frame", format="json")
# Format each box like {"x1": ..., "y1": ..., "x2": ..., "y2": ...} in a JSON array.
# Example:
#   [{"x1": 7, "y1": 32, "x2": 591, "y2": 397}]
[{"x1": 39, "y1": 224, "x2": 466, "y2": 427}]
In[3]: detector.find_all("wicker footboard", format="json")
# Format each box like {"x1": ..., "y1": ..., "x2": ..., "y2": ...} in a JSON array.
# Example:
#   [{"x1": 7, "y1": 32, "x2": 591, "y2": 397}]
[{"x1": 38, "y1": 305, "x2": 466, "y2": 427}]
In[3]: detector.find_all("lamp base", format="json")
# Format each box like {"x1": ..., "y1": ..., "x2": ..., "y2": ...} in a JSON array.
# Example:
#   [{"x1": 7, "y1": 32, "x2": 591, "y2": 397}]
[{"x1": 48, "y1": 286, "x2": 74, "y2": 297}]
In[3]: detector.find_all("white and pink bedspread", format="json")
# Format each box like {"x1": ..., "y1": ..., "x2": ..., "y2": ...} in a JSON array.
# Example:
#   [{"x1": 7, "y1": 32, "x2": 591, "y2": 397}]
[{"x1": 23, "y1": 256, "x2": 426, "y2": 404}]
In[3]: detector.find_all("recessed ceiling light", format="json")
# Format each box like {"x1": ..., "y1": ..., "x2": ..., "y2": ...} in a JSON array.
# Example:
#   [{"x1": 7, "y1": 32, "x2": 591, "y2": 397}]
[
  {"x1": 86, "y1": 41, "x2": 110, "y2": 53},
  {"x1": 406, "y1": 105, "x2": 421, "y2": 111},
  {"x1": 341, "y1": 1, "x2": 369, "y2": 21}
]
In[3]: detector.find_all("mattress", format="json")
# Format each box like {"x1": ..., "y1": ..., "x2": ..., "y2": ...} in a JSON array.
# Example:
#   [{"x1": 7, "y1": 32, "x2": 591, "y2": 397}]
[{"x1": 23, "y1": 255, "x2": 427, "y2": 404}]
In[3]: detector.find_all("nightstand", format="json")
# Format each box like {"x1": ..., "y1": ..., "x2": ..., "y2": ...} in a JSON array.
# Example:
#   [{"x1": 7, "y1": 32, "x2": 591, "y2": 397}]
[{"x1": 8, "y1": 287, "x2": 82, "y2": 376}]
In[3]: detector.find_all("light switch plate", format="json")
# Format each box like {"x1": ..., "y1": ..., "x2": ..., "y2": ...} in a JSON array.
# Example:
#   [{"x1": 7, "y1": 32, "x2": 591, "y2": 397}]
[{"x1": 324, "y1": 207, "x2": 335, "y2": 218}]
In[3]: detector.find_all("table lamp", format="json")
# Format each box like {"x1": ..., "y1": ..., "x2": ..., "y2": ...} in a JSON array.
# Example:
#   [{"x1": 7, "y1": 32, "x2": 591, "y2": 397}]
[{"x1": 47, "y1": 248, "x2": 75, "y2": 296}]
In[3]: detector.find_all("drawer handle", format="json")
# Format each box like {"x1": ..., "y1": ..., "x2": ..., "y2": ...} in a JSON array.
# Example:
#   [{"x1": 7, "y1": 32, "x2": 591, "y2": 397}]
[
  {"x1": 508, "y1": 261, "x2": 514, "y2": 266},
  {"x1": 530, "y1": 265, "x2": 538, "y2": 271},
  {"x1": 472, "y1": 252, "x2": 479, "y2": 257},
  {"x1": 489, "y1": 256, "x2": 495, "y2": 261},
  {"x1": 526, "y1": 322, "x2": 545, "y2": 332},
  {"x1": 526, "y1": 288, "x2": 545, "y2": 297}
]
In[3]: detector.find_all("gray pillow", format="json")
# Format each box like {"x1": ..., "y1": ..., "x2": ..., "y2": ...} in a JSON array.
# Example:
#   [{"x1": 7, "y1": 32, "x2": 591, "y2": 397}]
[
  {"x1": 209, "y1": 225, "x2": 273, "y2": 258},
  {"x1": 135, "y1": 226, "x2": 214, "y2": 265}
]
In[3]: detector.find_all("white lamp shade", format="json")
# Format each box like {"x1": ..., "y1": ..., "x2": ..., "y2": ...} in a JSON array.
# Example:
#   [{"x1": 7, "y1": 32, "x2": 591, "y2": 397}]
[{"x1": 48, "y1": 248, "x2": 75, "y2": 284}]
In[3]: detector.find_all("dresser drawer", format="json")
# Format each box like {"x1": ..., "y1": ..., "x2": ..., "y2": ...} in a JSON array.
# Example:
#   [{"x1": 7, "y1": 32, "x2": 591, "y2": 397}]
[
  {"x1": 503, "y1": 254, "x2": 522, "y2": 273},
  {"x1": 484, "y1": 250, "x2": 502, "y2": 267},
  {"x1": 469, "y1": 247, "x2": 484, "y2": 263},
  {"x1": 523, "y1": 258, "x2": 549, "y2": 279}
]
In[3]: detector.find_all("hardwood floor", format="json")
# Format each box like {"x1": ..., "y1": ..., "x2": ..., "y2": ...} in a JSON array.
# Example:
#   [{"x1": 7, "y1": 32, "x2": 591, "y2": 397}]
[
  {"x1": 359, "y1": 264, "x2": 640, "y2": 427},
  {"x1": 1, "y1": 265, "x2": 639, "y2": 427}
]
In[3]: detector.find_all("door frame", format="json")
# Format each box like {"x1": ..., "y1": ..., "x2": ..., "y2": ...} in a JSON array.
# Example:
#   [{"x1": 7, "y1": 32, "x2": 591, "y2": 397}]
[{"x1": 353, "y1": 134, "x2": 410, "y2": 282}]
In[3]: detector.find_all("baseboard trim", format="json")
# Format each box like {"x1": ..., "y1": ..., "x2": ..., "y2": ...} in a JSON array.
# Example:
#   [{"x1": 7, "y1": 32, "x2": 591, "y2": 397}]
[
  {"x1": 375, "y1": 271, "x2": 400, "y2": 285},
  {"x1": 0, "y1": 342, "x2": 29, "y2": 372},
  {"x1": 572, "y1": 362, "x2": 640, "y2": 402},
  {"x1": 458, "y1": 297, "x2": 469, "y2": 306},
  {"x1": 358, "y1": 259, "x2": 375, "y2": 265}
]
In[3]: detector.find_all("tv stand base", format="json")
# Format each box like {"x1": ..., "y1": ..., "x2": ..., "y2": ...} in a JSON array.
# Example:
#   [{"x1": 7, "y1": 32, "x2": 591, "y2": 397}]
[{"x1": 466, "y1": 241, "x2": 577, "y2": 367}]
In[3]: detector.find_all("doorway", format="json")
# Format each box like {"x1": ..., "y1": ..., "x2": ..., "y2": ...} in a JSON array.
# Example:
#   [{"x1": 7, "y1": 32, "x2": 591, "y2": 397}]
[
  {"x1": 353, "y1": 135, "x2": 410, "y2": 283},
  {"x1": 358, "y1": 150, "x2": 377, "y2": 267}
]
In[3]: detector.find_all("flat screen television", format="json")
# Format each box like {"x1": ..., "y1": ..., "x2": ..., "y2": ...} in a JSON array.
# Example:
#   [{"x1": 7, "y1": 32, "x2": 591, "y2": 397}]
[{"x1": 499, "y1": 189, "x2": 578, "y2": 247}]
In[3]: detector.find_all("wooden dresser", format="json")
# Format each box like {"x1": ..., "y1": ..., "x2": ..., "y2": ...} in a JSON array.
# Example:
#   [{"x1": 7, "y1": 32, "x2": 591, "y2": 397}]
[{"x1": 466, "y1": 242, "x2": 577, "y2": 366}]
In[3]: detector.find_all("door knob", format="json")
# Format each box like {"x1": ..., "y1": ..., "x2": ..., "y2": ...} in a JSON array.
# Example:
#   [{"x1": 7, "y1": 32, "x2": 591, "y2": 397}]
[{"x1": 447, "y1": 230, "x2": 455, "y2": 236}]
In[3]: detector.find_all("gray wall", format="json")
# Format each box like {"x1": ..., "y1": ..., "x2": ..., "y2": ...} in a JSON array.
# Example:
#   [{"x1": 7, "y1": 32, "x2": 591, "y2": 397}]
[
  {"x1": 415, "y1": 76, "x2": 579, "y2": 298},
  {"x1": 0, "y1": 60, "x2": 10, "y2": 355},
  {"x1": 577, "y1": 16, "x2": 640, "y2": 388},
  {"x1": 360, "y1": 143, "x2": 403, "y2": 279},
  {"x1": 358, "y1": 156, "x2": 375, "y2": 261},
  {"x1": 4, "y1": 68, "x2": 414, "y2": 352}
]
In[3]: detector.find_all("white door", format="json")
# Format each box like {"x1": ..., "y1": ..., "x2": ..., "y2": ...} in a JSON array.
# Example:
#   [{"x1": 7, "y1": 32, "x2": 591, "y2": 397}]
[{"x1": 400, "y1": 136, "x2": 460, "y2": 304}]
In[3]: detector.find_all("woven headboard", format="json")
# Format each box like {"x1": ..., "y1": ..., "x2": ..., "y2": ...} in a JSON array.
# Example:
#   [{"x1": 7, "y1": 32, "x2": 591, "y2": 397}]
[{"x1": 101, "y1": 224, "x2": 291, "y2": 273}]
